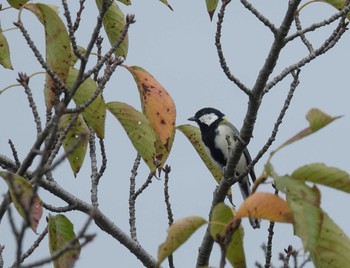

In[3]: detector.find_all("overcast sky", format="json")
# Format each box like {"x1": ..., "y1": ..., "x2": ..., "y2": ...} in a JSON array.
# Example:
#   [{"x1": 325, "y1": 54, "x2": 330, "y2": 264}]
[{"x1": 1, "y1": 1, "x2": 350, "y2": 267}]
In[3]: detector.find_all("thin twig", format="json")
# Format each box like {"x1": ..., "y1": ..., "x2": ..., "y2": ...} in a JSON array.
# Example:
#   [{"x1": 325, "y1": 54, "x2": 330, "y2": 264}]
[
  {"x1": 0, "y1": 245, "x2": 4, "y2": 268},
  {"x1": 264, "y1": 186, "x2": 279, "y2": 268},
  {"x1": 240, "y1": 0, "x2": 278, "y2": 35},
  {"x1": 163, "y1": 165, "x2": 175, "y2": 268},
  {"x1": 89, "y1": 131, "x2": 99, "y2": 207},
  {"x1": 94, "y1": 36, "x2": 104, "y2": 81},
  {"x1": 41, "y1": 202, "x2": 77, "y2": 213},
  {"x1": 129, "y1": 154, "x2": 141, "y2": 242},
  {"x1": 73, "y1": 0, "x2": 86, "y2": 32},
  {"x1": 286, "y1": 3, "x2": 350, "y2": 43},
  {"x1": 8, "y1": 139, "x2": 20, "y2": 169},
  {"x1": 97, "y1": 137, "x2": 107, "y2": 180},
  {"x1": 283, "y1": 245, "x2": 296, "y2": 268},
  {"x1": 294, "y1": 14, "x2": 314, "y2": 53},
  {"x1": 215, "y1": 0, "x2": 251, "y2": 95},
  {"x1": 17, "y1": 73, "x2": 42, "y2": 134},
  {"x1": 19, "y1": 227, "x2": 48, "y2": 264},
  {"x1": 61, "y1": 0, "x2": 84, "y2": 60},
  {"x1": 134, "y1": 173, "x2": 154, "y2": 199}
]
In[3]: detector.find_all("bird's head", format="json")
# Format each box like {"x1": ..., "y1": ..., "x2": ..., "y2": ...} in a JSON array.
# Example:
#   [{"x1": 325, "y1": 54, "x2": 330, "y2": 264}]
[{"x1": 188, "y1": 107, "x2": 225, "y2": 128}]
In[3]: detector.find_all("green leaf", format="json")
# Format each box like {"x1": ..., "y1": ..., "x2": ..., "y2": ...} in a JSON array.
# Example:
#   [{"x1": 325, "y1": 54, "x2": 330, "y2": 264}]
[
  {"x1": 206, "y1": 0, "x2": 219, "y2": 20},
  {"x1": 66, "y1": 68, "x2": 106, "y2": 138},
  {"x1": 177, "y1": 124, "x2": 222, "y2": 182},
  {"x1": 274, "y1": 174, "x2": 322, "y2": 252},
  {"x1": 26, "y1": 4, "x2": 71, "y2": 112},
  {"x1": 95, "y1": 0, "x2": 128, "y2": 58},
  {"x1": 59, "y1": 114, "x2": 90, "y2": 176},
  {"x1": 7, "y1": 0, "x2": 29, "y2": 9},
  {"x1": 159, "y1": 0, "x2": 173, "y2": 10},
  {"x1": 292, "y1": 163, "x2": 350, "y2": 193},
  {"x1": 0, "y1": 172, "x2": 43, "y2": 232},
  {"x1": 0, "y1": 29, "x2": 13, "y2": 69},
  {"x1": 211, "y1": 203, "x2": 246, "y2": 268},
  {"x1": 210, "y1": 203, "x2": 234, "y2": 239},
  {"x1": 271, "y1": 109, "x2": 342, "y2": 155},
  {"x1": 298, "y1": 0, "x2": 350, "y2": 20},
  {"x1": 106, "y1": 101, "x2": 158, "y2": 172},
  {"x1": 311, "y1": 212, "x2": 350, "y2": 267},
  {"x1": 157, "y1": 216, "x2": 207, "y2": 267},
  {"x1": 48, "y1": 214, "x2": 81, "y2": 268},
  {"x1": 117, "y1": 0, "x2": 131, "y2": 5}
]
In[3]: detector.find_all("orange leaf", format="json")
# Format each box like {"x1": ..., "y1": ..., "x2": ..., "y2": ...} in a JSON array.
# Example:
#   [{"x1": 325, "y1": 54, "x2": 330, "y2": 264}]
[
  {"x1": 125, "y1": 65, "x2": 176, "y2": 166},
  {"x1": 235, "y1": 192, "x2": 293, "y2": 223}
]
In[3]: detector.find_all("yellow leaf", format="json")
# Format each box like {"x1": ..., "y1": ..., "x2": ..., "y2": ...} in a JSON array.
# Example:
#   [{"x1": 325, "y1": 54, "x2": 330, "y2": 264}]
[{"x1": 157, "y1": 216, "x2": 206, "y2": 267}]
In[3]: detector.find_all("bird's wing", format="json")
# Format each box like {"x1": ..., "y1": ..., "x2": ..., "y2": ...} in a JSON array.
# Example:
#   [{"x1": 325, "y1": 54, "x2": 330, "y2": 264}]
[{"x1": 223, "y1": 119, "x2": 257, "y2": 182}]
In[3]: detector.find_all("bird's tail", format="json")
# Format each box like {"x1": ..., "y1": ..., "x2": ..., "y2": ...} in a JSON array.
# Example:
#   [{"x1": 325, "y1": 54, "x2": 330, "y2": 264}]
[{"x1": 239, "y1": 177, "x2": 261, "y2": 229}]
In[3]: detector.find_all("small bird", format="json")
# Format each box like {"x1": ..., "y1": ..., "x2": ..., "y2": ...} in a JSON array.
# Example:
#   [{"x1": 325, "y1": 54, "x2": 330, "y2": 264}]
[{"x1": 188, "y1": 107, "x2": 260, "y2": 229}]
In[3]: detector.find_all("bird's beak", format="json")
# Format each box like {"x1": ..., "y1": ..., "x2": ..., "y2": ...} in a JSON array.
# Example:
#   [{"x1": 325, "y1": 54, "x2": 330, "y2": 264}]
[{"x1": 188, "y1": 116, "x2": 196, "y2": 122}]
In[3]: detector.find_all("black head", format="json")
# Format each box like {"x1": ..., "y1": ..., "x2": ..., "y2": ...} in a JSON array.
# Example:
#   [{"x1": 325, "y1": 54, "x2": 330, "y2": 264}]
[{"x1": 188, "y1": 107, "x2": 225, "y2": 128}]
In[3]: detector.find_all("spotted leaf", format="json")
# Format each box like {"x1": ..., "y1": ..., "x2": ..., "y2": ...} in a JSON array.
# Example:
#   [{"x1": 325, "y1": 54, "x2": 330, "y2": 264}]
[
  {"x1": 0, "y1": 29, "x2": 13, "y2": 69},
  {"x1": 59, "y1": 114, "x2": 90, "y2": 176},
  {"x1": 0, "y1": 172, "x2": 43, "y2": 232},
  {"x1": 125, "y1": 65, "x2": 176, "y2": 167},
  {"x1": 96, "y1": 0, "x2": 128, "y2": 58}
]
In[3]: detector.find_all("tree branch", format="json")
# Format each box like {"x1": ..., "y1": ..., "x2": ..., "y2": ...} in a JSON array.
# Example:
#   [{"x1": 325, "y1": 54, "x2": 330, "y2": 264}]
[{"x1": 197, "y1": 1, "x2": 302, "y2": 265}]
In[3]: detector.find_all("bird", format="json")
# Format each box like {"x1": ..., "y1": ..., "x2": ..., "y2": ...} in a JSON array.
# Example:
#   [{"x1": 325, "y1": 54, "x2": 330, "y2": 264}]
[{"x1": 188, "y1": 107, "x2": 260, "y2": 229}]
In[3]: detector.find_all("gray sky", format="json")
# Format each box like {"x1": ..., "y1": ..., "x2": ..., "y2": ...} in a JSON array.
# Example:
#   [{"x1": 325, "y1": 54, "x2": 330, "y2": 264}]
[{"x1": 1, "y1": 0, "x2": 349, "y2": 267}]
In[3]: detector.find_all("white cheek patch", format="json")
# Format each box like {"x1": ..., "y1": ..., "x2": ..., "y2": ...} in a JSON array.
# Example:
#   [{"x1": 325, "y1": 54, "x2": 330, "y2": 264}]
[{"x1": 199, "y1": 113, "x2": 218, "y2": 126}]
